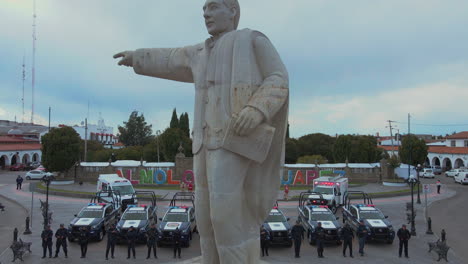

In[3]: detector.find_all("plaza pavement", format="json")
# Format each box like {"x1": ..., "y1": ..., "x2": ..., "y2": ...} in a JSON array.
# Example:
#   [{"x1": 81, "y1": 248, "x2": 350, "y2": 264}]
[{"x1": 0, "y1": 172, "x2": 464, "y2": 263}]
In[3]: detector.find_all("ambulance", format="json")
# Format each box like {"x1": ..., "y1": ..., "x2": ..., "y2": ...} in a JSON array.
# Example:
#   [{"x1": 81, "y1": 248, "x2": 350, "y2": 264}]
[
  {"x1": 97, "y1": 174, "x2": 136, "y2": 209},
  {"x1": 312, "y1": 176, "x2": 348, "y2": 213}
]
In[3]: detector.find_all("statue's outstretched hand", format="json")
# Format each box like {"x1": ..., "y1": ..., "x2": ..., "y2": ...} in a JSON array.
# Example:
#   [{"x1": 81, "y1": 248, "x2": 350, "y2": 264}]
[
  {"x1": 233, "y1": 106, "x2": 265, "y2": 136},
  {"x1": 113, "y1": 51, "x2": 134, "y2": 67}
]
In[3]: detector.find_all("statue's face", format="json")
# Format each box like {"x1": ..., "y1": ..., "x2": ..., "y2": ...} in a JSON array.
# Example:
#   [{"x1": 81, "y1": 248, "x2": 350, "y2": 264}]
[{"x1": 203, "y1": 0, "x2": 235, "y2": 36}]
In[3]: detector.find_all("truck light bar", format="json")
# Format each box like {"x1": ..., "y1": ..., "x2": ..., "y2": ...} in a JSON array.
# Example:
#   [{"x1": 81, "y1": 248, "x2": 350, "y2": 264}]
[
  {"x1": 314, "y1": 181, "x2": 335, "y2": 186},
  {"x1": 311, "y1": 205, "x2": 328, "y2": 208},
  {"x1": 356, "y1": 204, "x2": 375, "y2": 207}
]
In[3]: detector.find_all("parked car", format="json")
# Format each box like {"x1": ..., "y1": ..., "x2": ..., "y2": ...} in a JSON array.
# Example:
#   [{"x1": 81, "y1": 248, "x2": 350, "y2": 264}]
[
  {"x1": 445, "y1": 168, "x2": 467, "y2": 178},
  {"x1": 10, "y1": 163, "x2": 26, "y2": 171},
  {"x1": 421, "y1": 168, "x2": 435, "y2": 178},
  {"x1": 454, "y1": 172, "x2": 468, "y2": 185},
  {"x1": 432, "y1": 166, "x2": 442, "y2": 175},
  {"x1": 25, "y1": 170, "x2": 54, "y2": 180}
]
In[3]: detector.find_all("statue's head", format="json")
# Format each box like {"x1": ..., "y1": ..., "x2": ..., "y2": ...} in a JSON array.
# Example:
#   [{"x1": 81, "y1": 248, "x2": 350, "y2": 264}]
[{"x1": 203, "y1": 0, "x2": 240, "y2": 36}]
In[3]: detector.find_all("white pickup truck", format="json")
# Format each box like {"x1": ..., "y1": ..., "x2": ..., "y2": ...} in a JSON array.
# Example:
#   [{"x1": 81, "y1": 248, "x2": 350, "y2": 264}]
[{"x1": 445, "y1": 168, "x2": 467, "y2": 178}]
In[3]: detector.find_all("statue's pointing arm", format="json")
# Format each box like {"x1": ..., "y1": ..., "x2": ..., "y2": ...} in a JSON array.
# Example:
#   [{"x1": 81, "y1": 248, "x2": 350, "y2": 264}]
[
  {"x1": 247, "y1": 34, "x2": 289, "y2": 122},
  {"x1": 132, "y1": 47, "x2": 195, "y2": 83}
]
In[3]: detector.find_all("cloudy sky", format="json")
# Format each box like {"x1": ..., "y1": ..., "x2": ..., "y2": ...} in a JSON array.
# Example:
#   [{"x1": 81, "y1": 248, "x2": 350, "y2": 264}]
[{"x1": 1, "y1": 0, "x2": 468, "y2": 138}]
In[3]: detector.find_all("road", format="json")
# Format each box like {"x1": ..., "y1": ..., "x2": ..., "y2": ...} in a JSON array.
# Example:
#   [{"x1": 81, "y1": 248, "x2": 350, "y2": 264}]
[{"x1": 0, "y1": 170, "x2": 465, "y2": 263}]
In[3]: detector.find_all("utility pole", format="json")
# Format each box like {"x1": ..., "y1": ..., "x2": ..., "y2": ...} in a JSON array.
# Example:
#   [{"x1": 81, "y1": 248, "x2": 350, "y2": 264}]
[
  {"x1": 31, "y1": 0, "x2": 37, "y2": 124},
  {"x1": 386, "y1": 120, "x2": 396, "y2": 156},
  {"x1": 22, "y1": 56, "x2": 25, "y2": 124},
  {"x1": 84, "y1": 118, "x2": 88, "y2": 162},
  {"x1": 48, "y1": 107, "x2": 51, "y2": 131},
  {"x1": 408, "y1": 114, "x2": 411, "y2": 179}
]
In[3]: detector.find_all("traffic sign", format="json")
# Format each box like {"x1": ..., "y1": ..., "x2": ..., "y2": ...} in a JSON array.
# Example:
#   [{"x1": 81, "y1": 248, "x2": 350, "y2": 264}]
[{"x1": 423, "y1": 184, "x2": 430, "y2": 194}]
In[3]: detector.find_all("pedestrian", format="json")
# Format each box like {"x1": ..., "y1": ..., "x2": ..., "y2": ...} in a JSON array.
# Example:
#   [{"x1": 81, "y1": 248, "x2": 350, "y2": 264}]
[
  {"x1": 172, "y1": 227, "x2": 182, "y2": 259},
  {"x1": 105, "y1": 224, "x2": 118, "y2": 260},
  {"x1": 283, "y1": 184, "x2": 290, "y2": 200},
  {"x1": 357, "y1": 219, "x2": 368, "y2": 256},
  {"x1": 397, "y1": 224, "x2": 411, "y2": 258},
  {"x1": 78, "y1": 226, "x2": 90, "y2": 258},
  {"x1": 126, "y1": 226, "x2": 137, "y2": 259},
  {"x1": 16, "y1": 175, "x2": 23, "y2": 190},
  {"x1": 436, "y1": 180, "x2": 441, "y2": 194},
  {"x1": 180, "y1": 182, "x2": 186, "y2": 192},
  {"x1": 41, "y1": 225, "x2": 53, "y2": 259},
  {"x1": 291, "y1": 220, "x2": 305, "y2": 258},
  {"x1": 146, "y1": 223, "x2": 158, "y2": 259},
  {"x1": 316, "y1": 222, "x2": 325, "y2": 258},
  {"x1": 54, "y1": 224, "x2": 68, "y2": 258},
  {"x1": 340, "y1": 222, "x2": 354, "y2": 258},
  {"x1": 260, "y1": 226, "x2": 270, "y2": 257},
  {"x1": 187, "y1": 182, "x2": 193, "y2": 192},
  {"x1": 441, "y1": 229, "x2": 446, "y2": 241}
]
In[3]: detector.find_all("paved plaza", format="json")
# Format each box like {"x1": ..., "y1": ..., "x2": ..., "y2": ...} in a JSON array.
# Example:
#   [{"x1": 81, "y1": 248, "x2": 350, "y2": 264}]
[{"x1": 0, "y1": 171, "x2": 465, "y2": 263}]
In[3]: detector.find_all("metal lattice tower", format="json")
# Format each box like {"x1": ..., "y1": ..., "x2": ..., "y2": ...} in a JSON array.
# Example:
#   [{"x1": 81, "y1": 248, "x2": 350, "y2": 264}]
[{"x1": 31, "y1": 0, "x2": 37, "y2": 124}]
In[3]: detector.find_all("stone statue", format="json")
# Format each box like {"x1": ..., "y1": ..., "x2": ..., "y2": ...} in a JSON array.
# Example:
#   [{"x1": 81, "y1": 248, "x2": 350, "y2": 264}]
[{"x1": 114, "y1": 0, "x2": 289, "y2": 263}]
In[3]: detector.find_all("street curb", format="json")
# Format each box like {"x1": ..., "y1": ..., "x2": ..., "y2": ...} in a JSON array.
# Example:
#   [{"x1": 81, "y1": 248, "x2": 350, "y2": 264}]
[{"x1": 0, "y1": 187, "x2": 29, "y2": 215}]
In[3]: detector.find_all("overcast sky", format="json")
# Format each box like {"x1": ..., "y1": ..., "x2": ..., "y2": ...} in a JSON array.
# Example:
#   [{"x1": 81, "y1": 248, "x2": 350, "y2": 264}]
[{"x1": 1, "y1": 0, "x2": 468, "y2": 138}]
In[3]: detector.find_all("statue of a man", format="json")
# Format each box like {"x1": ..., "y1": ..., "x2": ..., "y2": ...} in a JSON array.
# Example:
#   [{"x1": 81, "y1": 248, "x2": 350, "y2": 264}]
[{"x1": 114, "y1": 0, "x2": 288, "y2": 263}]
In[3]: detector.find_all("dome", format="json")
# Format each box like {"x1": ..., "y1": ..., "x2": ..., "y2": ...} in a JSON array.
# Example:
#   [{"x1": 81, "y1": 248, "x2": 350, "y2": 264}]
[{"x1": 7, "y1": 127, "x2": 24, "y2": 135}]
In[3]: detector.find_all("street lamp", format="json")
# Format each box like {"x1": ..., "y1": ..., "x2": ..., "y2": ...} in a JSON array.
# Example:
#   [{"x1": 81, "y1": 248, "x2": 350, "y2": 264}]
[
  {"x1": 155, "y1": 130, "x2": 161, "y2": 163},
  {"x1": 408, "y1": 175, "x2": 418, "y2": 236},
  {"x1": 416, "y1": 164, "x2": 421, "y2": 204},
  {"x1": 41, "y1": 174, "x2": 54, "y2": 229}
]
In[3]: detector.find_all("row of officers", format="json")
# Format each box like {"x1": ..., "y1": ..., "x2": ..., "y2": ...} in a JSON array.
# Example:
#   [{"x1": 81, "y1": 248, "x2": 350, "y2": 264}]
[
  {"x1": 261, "y1": 220, "x2": 412, "y2": 258},
  {"x1": 40, "y1": 223, "x2": 183, "y2": 259}
]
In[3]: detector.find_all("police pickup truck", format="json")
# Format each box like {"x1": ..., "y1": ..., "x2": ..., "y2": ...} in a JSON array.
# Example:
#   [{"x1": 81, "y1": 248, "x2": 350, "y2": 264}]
[
  {"x1": 342, "y1": 191, "x2": 395, "y2": 244},
  {"x1": 297, "y1": 192, "x2": 342, "y2": 245},
  {"x1": 262, "y1": 204, "x2": 292, "y2": 247},
  {"x1": 157, "y1": 192, "x2": 197, "y2": 247},
  {"x1": 116, "y1": 191, "x2": 157, "y2": 243}
]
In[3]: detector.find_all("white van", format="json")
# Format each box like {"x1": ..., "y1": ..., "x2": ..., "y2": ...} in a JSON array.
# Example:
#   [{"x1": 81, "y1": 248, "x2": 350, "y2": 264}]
[
  {"x1": 97, "y1": 174, "x2": 136, "y2": 207},
  {"x1": 421, "y1": 168, "x2": 435, "y2": 178},
  {"x1": 312, "y1": 176, "x2": 348, "y2": 213},
  {"x1": 454, "y1": 172, "x2": 468, "y2": 185}
]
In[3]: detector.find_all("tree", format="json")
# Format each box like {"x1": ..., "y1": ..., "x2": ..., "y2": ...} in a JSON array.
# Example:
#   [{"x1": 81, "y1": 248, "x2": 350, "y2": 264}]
[
  {"x1": 297, "y1": 133, "x2": 335, "y2": 162},
  {"x1": 333, "y1": 135, "x2": 382, "y2": 163},
  {"x1": 79, "y1": 140, "x2": 105, "y2": 161},
  {"x1": 285, "y1": 138, "x2": 298, "y2": 164},
  {"x1": 170, "y1": 108, "x2": 179, "y2": 129},
  {"x1": 297, "y1": 155, "x2": 327, "y2": 164},
  {"x1": 159, "y1": 127, "x2": 192, "y2": 161},
  {"x1": 118, "y1": 111, "x2": 153, "y2": 146},
  {"x1": 179, "y1": 112, "x2": 190, "y2": 137},
  {"x1": 387, "y1": 154, "x2": 401, "y2": 179},
  {"x1": 399, "y1": 134, "x2": 428, "y2": 166},
  {"x1": 41, "y1": 126, "x2": 81, "y2": 172}
]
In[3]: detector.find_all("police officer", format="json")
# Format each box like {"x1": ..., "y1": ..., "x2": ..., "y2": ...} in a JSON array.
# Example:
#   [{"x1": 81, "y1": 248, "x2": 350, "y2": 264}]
[
  {"x1": 126, "y1": 226, "x2": 137, "y2": 259},
  {"x1": 316, "y1": 222, "x2": 325, "y2": 258},
  {"x1": 341, "y1": 222, "x2": 354, "y2": 258},
  {"x1": 54, "y1": 224, "x2": 68, "y2": 258},
  {"x1": 397, "y1": 224, "x2": 411, "y2": 258},
  {"x1": 16, "y1": 175, "x2": 23, "y2": 190},
  {"x1": 260, "y1": 226, "x2": 270, "y2": 257},
  {"x1": 146, "y1": 223, "x2": 158, "y2": 259},
  {"x1": 78, "y1": 226, "x2": 90, "y2": 258},
  {"x1": 41, "y1": 225, "x2": 53, "y2": 258},
  {"x1": 357, "y1": 219, "x2": 368, "y2": 256},
  {"x1": 291, "y1": 220, "x2": 305, "y2": 258},
  {"x1": 173, "y1": 227, "x2": 182, "y2": 259},
  {"x1": 106, "y1": 224, "x2": 118, "y2": 260}
]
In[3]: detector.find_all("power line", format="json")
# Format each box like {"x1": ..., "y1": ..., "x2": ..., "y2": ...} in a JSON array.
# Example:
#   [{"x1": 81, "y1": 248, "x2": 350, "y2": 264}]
[{"x1": 394, "y1": 121, "x2": 468, "y2": 127}]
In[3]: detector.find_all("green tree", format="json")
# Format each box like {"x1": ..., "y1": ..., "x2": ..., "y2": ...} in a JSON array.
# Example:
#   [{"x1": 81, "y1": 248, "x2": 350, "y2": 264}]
[
  {"x1": 297, "y1": 133, "x2": 335, "y2": 162},
  {"x1": 297, "y1": 155, "x2": 327, "y2": 164},
  {"x1": 41, "y1": 126, "x2": 81, "y2": 172},
  {"x1": 170, "y1": 108, "x2": 179, "y2": 129},
  {"x1": 387, "y1": 154, "x2": 401, "y2": 179},
  {"x1": 116, "y1": 146, "x2": 144, "y2": 161},
  {"x1": 118, "y1": 111, "x2": 153, "y2": 146},
  {"x1": 79, "y1": 140, "x2": 105, "y2": 161},
  {"x1": 333, "y1": 135, "x2": 382, "y2": 163},
  {"x1": 285, "y1": 138, "x2": 298, "y2": 164},
  {"x1": 399, "y1": 134, "x2": 428, "y2": 166},
  {"x1": 179, "y1": 112, "x2": 190, "y2": 137},
  {"x1": 159, "y1": 127, "x2": 192, "y2": 161}
]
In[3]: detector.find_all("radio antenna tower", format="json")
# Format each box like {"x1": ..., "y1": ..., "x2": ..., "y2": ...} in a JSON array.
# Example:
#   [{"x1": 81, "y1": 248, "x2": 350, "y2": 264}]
[
  {"x1": 31, "y1": 0, "x2": 37, "y2": 124},
  {"x1": 22, "y1": 56, "x2": 26, "y2": 124}
]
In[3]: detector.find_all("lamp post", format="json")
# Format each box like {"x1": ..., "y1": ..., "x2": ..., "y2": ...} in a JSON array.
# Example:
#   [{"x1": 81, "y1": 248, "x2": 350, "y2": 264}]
[
  {"x1": 416, "y1": 164, "x2": 421, "y2": 204},
  {"x1": 41, "y1": 174, "x2": 54, "y2": 229},
  {"x1": 408, "y1": 175, "x2": 418, "y2": 236},
  {"x1": 155, "y1": 130, "x2": 161, "y2": 163}
]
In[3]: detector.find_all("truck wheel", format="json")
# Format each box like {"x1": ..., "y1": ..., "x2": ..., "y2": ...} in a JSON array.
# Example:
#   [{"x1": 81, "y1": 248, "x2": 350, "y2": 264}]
[
  {"x1": 331, "y1": 204, "x2": 337, "y2": 214},
  {"x1": 189, "y1": 231, "x2": 193, "y2": 240},
  {"x1": 157, "y1": 241, "x2": 162, "y2": 247},
  {"x1": 97, "y1": 229, "x2": 104, "y2": 241}
]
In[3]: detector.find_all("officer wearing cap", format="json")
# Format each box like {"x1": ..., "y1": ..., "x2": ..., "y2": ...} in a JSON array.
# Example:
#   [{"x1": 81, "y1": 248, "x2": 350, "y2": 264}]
[
  {"x1": 126, "y1": 226, "x2": 137, "y2": 259},
  {"x1": 78, "y1": 226, "x2": 90, "y2": 258},
  {"x1": 357, "y1": 219, "x2": 368, "y2": 256},
  {"x1": 397, "y1": 224, "x2": 411, "y2": 258},
  {"x1": 146, "y1": 223, "x2": 158, "y2": 259},
  {"x1": 172, "y1": 227, "x2": 182, "y2": 258},
  {"x1": 106, "y1": 224, "x2": 118, "y2": 260},
  {"x1": 260, "y1": 226, "x2": 270, "y2": 257},
  {"x1": 316, "y1": 222, "x2": 325, "y2": 258},
  {"x1": 340, "y1": 221, "x2": 354, "y2": 258},
  {"x1": 291, "y1": 220, "x2": 305, "y2": 258},
  {"x1": 41, "y1": 225, "x2": 53, "y2": 258},
  {"x1": 54, "y1": 224, "x2": 68, "y2": 258}
]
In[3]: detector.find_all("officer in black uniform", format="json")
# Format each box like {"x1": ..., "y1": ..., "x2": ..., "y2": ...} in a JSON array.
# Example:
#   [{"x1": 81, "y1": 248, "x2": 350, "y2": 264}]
[
  {"x1": 357, "y1": 219, "x2": 368, "y2": 256},
  {"x1": 146, "y1": 223, "x2": 158, "y2": 259},
  {"x1": 316, "y1": 222, "x2": 325, "y2": 258},
  {"x1": 54, "y1": 224, "x2": 68, "y2": 258},
  {"x1": 397, "y1": 224, "x2": 411, "y2": 258},
  {"x1": 106, "y1": 224, "x2": 118, "y2": 260},
  {"x1": 260, "y1": 226, "x2": 270, "y2": 257},
  {"x1": 78, "y1": 226, "x2": 90, "y2": 258},
  {"x1": 340, "y1": 222, "x2": 354, "y2": 258},
  {"x1": 126, "y1": 226, "x2": 137, "y2": 259},
  {"x1": 291, "y1": 220, "x2": 305, "y2": 258},
  {"x1": 172, "y1": 227, "x2": 182, "y2": 259},
  {"x1": 41, "y1": 225, "x2": 53, "y2": 258}
]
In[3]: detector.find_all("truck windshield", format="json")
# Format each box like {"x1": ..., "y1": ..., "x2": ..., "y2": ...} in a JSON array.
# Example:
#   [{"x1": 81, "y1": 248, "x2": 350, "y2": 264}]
[
  {"x1": 313, "y1": 187, "x2": 334, "y2": 195},
  {"x1": 163, "y1": 213, "x2": 188, "y2": 222},
  {"x1": 360, "y1": 211, "x2": 385, "y2": 219},
  {"x1": 310, "y1": 213, "x2": 336, "y2": 221},
  {"x1": 78, "y1": 209, "x2": 103, "y2": 218},
  {"x1": 266, "y1": 213, "x2": 286, "y2": 222},
  {"x1": 122, "y1": 211, "x2": 148, "y2": 220},
  {"x1": 112, "y1": 185, "x2": 135, "y2": 195}
]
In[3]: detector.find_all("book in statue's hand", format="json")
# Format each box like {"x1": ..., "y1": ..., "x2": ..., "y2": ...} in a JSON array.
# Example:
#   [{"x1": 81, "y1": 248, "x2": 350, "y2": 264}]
[{"x1": 222, "y1": 117, "x2": 276, "y2": 164}]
